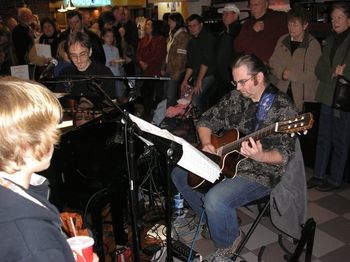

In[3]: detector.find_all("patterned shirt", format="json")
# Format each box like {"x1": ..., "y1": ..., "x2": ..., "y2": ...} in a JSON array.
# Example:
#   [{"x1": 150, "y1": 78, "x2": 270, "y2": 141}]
[{"x1": 197, "y1": 85, "x2": 298, "y2": 188}]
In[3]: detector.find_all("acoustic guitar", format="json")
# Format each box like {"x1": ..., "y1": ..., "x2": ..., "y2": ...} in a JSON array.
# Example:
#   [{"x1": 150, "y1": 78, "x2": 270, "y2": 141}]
[{"x1": 187, "y1": 112, "x2": 314, "y2": 192}]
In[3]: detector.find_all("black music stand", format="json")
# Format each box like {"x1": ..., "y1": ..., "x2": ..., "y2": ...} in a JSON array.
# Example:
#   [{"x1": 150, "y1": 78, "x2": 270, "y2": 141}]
[
  {"x1": 134, "y1": 131, "x2": 183, "y2": 262},
  {"x1": 83, "y1": 76, "x2": 174, "y2": 262}
]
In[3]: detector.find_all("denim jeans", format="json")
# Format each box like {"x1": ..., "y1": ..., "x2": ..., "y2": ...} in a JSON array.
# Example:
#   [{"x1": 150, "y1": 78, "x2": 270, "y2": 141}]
[
  {"x1": 191, "y1": 74, "x2": 215, "y2": 114},
  {"x1": 164, "y1": 79, "x2": 181, "y2": 107},
  {"x1": 171, "y1": 167, "x2": 271, "y2": 248},
  {"x1": 314, "y1": 104, "x2": 350, "y2": 186}
]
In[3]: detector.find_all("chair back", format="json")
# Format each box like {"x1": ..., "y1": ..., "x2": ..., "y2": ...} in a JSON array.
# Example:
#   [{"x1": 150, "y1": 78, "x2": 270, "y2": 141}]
[{"x1": 270, "y1": 139, "x2": 307, "y2": 239}]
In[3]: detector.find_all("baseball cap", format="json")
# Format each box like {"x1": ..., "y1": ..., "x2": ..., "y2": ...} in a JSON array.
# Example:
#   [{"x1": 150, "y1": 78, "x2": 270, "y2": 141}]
[{"x1": 217, "y1": 3, "x2": 240, "y2": 15}]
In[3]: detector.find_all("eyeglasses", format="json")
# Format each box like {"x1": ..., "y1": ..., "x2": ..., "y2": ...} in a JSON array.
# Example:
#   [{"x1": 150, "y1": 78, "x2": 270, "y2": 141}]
[
  {"x1": 231, "y1": 74, "x2": 257, "y2": 87},
  {"x1": 69, "y1": 51, "x2": 89, "y2": 61}
]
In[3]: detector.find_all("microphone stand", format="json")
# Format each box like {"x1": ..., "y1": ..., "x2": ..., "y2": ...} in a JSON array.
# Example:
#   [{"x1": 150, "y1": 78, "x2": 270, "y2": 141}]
[
  {"x1": 88, "y1": 78, "x2": 142, "y2": 261},
  {"x1": 84, "y1": 75, "x2": 170, "y2": 261},
  {"x1": 41, "y1": 75, "x2": 170, "y2": 101},
  {"x1": 86, "y1": 75, "x2": 179, "y2": 261}
]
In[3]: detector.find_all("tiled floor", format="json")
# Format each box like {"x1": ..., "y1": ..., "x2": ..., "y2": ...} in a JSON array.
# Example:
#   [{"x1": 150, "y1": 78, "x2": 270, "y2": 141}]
[{"x1": 156, "y1": 167, "x2": 350, "y2": 261}]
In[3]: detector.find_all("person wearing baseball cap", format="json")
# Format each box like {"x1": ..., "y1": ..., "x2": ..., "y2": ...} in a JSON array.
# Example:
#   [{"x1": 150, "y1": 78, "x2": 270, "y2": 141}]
[
  {"x1": 215, "y1": 3, "x2": 242, "y2": 99},
  {"x1": 217, "y1": 3, "x2": 241, "y2": 15}
]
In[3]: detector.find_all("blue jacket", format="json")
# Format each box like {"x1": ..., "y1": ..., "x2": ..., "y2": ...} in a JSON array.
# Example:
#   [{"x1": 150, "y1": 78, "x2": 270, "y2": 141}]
[{"x1": 0, "y1": 175, "x2": 75, "y2": 262}]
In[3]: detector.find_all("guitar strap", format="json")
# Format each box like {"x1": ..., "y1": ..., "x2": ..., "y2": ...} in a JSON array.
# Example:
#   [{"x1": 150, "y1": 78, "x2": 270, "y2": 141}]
[{"x1": 254, "y1": 85, "x2": 277, "y2": 131}]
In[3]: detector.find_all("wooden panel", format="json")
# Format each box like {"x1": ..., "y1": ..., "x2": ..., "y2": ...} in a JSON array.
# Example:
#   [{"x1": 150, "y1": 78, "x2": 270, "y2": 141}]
[{"x1": 111, "y1": 0, "x2": 145, "y2": 6}]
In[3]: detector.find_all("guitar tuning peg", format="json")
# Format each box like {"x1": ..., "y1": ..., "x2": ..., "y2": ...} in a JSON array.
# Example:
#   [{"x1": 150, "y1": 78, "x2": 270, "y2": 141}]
[
  {"x1": 290, "y1": 133, "x2": 295, "y2": 137},
  {"x1": 296, "y1": 132, "x2": 301, "y2": 136},
  {"x1": 303, "y1": 130, "x2": 308, "y2": 135}
]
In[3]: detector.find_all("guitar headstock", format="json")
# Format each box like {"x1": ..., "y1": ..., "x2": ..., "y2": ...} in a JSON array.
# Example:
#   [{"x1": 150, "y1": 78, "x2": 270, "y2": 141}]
[{"x1": 276, "y1": 112, "x2": 314, "y2": 135}]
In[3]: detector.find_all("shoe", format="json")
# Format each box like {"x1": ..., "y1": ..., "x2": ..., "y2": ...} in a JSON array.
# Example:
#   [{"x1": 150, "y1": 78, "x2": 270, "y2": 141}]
[
  {"x1": 205, "y1": 230, "x2": 244, "y2": 262},
  {"x1": 307, "y1": 177, "x2": 323, "y2": 189},
  {"x1": 316, "y1": 181, "x2": 340, "y2": 192},
  {"x1": 201, "y1": 224, "x2": 211, "y2": 240},
  {"x1": 202, "y1": 216, "x2": 242, "y2": 240}
]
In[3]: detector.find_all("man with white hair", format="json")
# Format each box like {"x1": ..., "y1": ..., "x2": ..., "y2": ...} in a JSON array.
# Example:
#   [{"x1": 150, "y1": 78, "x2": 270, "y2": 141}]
[
  {"x1": 216, "y1": 3, "x2": 242, "y2": 98},
  {"x1": 12, "y1": 7, "x2": 34, "y2": 65}
]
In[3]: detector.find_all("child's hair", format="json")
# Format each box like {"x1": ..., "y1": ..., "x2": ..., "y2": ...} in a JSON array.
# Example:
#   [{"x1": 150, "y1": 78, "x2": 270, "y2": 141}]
[
  {"x1": 101, "y1": 28, "x2": 115, "y2": 44},
  {"x1": 0, "y1": 77, "x2": 62, "y2": 173}
]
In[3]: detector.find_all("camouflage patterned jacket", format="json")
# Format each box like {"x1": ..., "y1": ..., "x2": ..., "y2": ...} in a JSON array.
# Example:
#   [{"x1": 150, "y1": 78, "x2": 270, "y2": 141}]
[{"x1": 197, "y1": 85, "x2": 298, "y2": 188}]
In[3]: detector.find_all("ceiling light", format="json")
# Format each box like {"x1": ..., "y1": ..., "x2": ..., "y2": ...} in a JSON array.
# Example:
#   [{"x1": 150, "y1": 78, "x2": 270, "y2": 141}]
[
  {"x1": 66, "y1": 0, "x2": 76, "y2": 11},
  {"x1": 58, "y1": 4, "x2": 67, "y2": 13}
]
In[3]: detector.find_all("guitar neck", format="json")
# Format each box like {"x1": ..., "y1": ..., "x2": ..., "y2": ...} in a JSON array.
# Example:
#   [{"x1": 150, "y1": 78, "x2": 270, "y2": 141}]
[{"x1": 220, "y1": 124, "x2": 276, "y2": 155}]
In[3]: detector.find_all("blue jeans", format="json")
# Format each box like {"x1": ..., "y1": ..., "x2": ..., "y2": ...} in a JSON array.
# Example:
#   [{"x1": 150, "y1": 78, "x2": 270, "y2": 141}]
[
  {"x1": 192, "y1": 75, "x2": 215, "y2": 114},
  {"x1": 314, "y1": 104, "x2": 350, "y2": 186},
  {"x1": 164, "y1": 79, "x2": 180, "y2": 107},
  {"x1": 171, "y1": 167, "x2": 271, "y2": 248}
]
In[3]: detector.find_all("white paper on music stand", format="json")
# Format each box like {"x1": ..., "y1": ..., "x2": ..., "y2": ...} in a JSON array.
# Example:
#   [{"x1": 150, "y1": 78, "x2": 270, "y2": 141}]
[
  {"x1": 129, "y1": 114, "x2": 221, "y2": 183},
  {"x1": 10, "y1": 65, "x2": 29, "y2": 80},
  {"x1": 35, "y1": 44, "x2": 52, "y2": 58},
  {"x1": 57, "y1": 120, "x2": 73, "y2": 129},
  {"x1": 136, "y1": 135, "x2": 154, "y2": 147}
]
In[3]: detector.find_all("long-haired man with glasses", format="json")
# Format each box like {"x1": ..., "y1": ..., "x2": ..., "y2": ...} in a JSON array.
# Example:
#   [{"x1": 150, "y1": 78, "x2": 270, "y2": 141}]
[
  {"x1": 56, "y1": 32, "x2": 115, "y2": 126},
  {"x1": 171, "y1": 54, "x2": 298, "y2": 261}
]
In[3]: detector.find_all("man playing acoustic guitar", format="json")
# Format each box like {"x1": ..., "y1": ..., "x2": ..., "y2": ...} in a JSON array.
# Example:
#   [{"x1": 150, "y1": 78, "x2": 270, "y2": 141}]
[{"x1": 172, "y1": 54, "x2": 298, "y2": 261}]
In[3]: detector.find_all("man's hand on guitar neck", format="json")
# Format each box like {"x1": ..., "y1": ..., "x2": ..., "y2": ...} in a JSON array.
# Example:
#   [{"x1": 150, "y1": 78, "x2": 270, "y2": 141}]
[
  {"x1": 240, "y1": 137, "x2": 264, "y2": 161},
  {"x1": 240, "y1": 137, "x2": 283, "y2": 164}
]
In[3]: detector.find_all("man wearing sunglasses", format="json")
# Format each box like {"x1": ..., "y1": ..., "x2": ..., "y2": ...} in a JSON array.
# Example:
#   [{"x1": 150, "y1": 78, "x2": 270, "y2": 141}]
[{"x1": 172, "y1": 54, "x2": 298, "y2": 261}]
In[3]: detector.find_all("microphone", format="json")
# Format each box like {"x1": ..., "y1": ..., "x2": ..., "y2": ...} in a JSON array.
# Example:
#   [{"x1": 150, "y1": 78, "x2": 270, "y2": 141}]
[{"x1": 39, "y1": 59, "x2": 58, "y2": 79}]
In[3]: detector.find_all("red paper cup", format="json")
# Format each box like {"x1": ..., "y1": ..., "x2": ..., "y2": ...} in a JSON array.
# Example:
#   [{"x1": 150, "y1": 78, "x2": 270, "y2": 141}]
[{"x1": 67, "y1": 236, "x2": 94, "y2": 262}]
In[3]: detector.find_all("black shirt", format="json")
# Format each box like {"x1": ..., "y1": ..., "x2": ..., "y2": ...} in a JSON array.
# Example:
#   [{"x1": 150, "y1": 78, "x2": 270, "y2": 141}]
[
  {"x1": 216, "y1": 20, "x2": 241, "y2": 82},
  {"x1": 186, "y1": 28, "x2": 215, "y2": 80},
  {"x1": 56, "y1": 62, "x2": 116, "y2": 104},
  {"x1": 58, "y1": 29, "x2": 106, "y2": 65},
  {"x1": 12, "y1": 24, "x2": 34, "y2": 65}
]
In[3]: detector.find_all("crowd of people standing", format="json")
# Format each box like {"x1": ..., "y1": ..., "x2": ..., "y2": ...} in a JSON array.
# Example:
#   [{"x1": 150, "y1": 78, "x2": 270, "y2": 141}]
[{"x1": 0, "y1": 1, "x2": 350, "y2": 192}]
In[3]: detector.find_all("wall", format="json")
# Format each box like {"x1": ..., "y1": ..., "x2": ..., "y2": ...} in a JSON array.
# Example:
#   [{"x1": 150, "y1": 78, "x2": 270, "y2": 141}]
[{"x1": 187, "y1": 0, "x2": 211, "y2": 17}]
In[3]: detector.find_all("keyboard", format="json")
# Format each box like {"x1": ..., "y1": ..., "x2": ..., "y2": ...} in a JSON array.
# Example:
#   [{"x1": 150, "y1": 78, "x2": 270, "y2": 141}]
[{"x1": 171, "y1": 239, "x2": 200, "y2": 261}]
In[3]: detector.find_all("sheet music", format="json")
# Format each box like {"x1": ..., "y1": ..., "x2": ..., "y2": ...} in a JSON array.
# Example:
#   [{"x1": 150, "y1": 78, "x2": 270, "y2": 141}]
[
  {"x1": 10, "y1": 65, "x2": 29, "y2": 80},
  {"x1": 57, "y1": 120, "x2": 73, "y2": 129},
  {"x1": 35, "y1": 44, "x2": 52, "y2": 58},
  {"x1": 129, "y1": 114, "x2": 221, "y2": 183}
]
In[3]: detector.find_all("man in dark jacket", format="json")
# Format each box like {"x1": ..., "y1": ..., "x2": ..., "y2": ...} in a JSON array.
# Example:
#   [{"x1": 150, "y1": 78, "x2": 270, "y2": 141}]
[
  {"x1": 180, "y1": 14, "x2": 215, "y2": 114},
  {"x1": 216, "y1": 3, "x2": 242, "y2": 98},
  {"x1": 12, "y1": 7, "x2": 34, "y2": 65}
]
